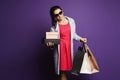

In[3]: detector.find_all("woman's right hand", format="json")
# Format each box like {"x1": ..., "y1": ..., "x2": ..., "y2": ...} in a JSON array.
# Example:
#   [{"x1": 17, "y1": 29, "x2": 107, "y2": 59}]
[
  {"x1": 46, "y1": 42, "x2": 54, "y2": 46},
  {"x1": 80, "y1": 38, "x2": 87, "y2": 43}
]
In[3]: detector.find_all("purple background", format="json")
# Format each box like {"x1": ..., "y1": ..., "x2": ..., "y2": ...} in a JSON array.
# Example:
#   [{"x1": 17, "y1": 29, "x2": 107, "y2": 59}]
[{"x1": 0, "y1": 0, "x2": 120, "y2": 80}]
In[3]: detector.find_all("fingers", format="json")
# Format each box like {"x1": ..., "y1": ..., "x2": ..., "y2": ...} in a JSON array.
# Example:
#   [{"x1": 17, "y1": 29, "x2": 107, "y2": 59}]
[
  {"x1": 46, "y1": 42, "x2": 54, "y2": 46},
  {"x1": 80, "y1": 38, "x2": 87, "y2": 43},
  {"x1": 84, "y1": 38, "x2": 87, "y2": 43}
]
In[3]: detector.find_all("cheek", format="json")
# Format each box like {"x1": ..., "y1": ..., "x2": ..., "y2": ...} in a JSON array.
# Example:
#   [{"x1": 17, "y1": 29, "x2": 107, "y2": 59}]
[
  {"x1": 56, "y1": 17, "x2": 60, "y2": 20},
  {"x1": 57, "y1": 16, "x2": 62, "y2": 20}
]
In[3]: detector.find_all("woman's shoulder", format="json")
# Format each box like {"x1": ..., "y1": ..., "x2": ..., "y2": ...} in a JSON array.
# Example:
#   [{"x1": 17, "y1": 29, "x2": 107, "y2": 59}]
[{"x1": 65, "y1": 16, "x2": 75, "y2": 22}]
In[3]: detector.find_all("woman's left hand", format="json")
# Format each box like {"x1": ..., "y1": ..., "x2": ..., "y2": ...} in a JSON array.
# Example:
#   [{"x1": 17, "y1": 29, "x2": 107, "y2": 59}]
[{"x1": 80, "y1": 38, "x2": 87, "y2": 43}]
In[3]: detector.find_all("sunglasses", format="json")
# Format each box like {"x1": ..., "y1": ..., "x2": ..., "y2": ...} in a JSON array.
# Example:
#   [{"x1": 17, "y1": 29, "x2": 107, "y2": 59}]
[{"x1": 54, "y1": 11, "x2": 63, "y2": 17}]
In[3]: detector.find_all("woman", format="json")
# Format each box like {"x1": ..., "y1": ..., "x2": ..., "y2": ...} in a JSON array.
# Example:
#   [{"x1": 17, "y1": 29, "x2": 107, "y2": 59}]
[{"x1": 46, "y1": 5, "x2": 87, "y2": 80}]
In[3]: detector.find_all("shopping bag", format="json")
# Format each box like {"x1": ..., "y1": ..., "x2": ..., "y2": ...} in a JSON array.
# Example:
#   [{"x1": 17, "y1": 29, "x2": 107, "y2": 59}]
[
  {"x1": 71, "y1": 43, "x2": 99, "y2": 75},
  {"x1": 80, "y1": 44, "x2": 99, "y2": 74},
  {"x1": 71, "y1": 44, "x2": 85, "y2": 75}
]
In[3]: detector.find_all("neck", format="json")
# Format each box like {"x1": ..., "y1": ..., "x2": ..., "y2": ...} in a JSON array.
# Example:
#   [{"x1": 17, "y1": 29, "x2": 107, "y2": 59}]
[{"x1": 58, "y1": 17, "x2": 68, "y2": 24}]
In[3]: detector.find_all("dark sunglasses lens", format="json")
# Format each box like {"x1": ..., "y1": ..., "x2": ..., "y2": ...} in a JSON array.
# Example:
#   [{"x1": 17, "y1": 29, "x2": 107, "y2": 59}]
[
  {"x1": 54, "y1": 11, "x2": 62, "y2": 17},
  {"x1": 59, "y1": 11, "x2": 62, "y2": 14},
  {"x1": 55, "y1": 14, "x2": 59, "y2": 17}
]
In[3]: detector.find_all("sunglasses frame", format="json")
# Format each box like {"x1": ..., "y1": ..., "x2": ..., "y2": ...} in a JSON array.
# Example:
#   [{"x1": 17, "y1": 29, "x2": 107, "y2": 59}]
[{"x1": 54, "y1": 11, "x2": 63, "y2": 17}]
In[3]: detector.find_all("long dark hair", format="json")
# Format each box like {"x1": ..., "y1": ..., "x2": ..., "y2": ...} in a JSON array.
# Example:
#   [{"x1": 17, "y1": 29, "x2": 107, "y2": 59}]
[{"x1": 50, "y1": 5, "x2": 62, "y2": 27}]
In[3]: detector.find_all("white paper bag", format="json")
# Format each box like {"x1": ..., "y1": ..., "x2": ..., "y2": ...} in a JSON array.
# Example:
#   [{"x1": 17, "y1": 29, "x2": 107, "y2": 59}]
[
  {"x1": 80, "y1": 44, "x2": 99, "y2": 74},
  {"x1": 80, "y1": 53, "x2": 92, "y2": 74}
]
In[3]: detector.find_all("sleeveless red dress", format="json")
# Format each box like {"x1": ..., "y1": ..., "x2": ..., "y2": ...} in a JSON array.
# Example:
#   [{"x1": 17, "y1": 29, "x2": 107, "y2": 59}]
[{"x1": 59, "y1": 22, "x2": 72, "y2": 71}]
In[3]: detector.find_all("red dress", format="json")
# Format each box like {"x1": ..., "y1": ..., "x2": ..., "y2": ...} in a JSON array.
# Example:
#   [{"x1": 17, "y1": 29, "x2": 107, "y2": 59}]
[{"x1": 59, "y1": 22, "x2": 72, "y2": 71}]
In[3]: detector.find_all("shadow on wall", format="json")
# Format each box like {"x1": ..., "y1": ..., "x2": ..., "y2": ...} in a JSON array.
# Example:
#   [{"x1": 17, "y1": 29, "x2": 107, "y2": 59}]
[
  {"x1": 34, "y1": 21, "x2": 57, "y2": 80},
  {"x1": 67, "y1": 72, "x2": 97, "y2": 80}
]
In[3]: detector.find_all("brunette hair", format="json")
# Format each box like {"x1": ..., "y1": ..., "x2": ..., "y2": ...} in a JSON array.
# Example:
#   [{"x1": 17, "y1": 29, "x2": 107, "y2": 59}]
[{"x1": 50, "y1": 5, "x2": 62, "y2": 26}]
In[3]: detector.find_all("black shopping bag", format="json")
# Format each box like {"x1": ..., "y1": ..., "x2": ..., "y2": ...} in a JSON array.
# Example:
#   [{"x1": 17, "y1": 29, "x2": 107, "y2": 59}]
[{"x1": 71, "y1": 45, "x2": 85, "y2": 75}]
